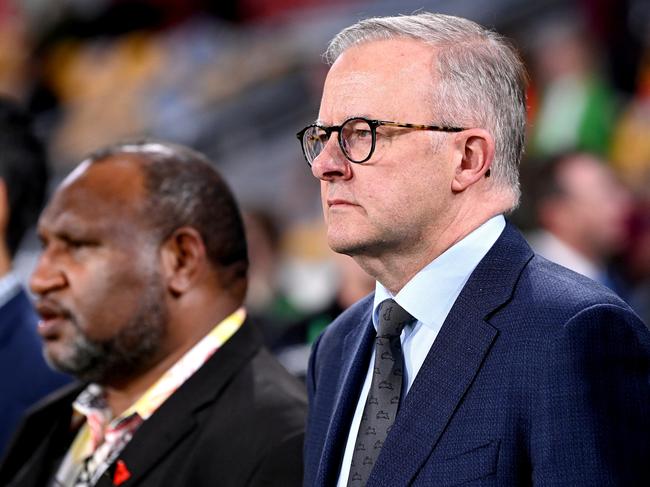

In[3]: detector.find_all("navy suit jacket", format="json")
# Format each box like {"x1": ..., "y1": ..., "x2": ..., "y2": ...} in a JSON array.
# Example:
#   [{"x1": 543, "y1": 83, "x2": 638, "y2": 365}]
[
  {"x1": 305, "y1": 223, "x2": 650, "y2": 486},
  {"x1": 0, "y1": 286, "x2": 71, "y2": 457}
]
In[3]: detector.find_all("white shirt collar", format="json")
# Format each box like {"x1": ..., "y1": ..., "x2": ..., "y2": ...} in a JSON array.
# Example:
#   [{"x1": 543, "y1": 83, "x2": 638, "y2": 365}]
[{"x1": 372, "y1": 215, "x2": 506, "y2": 330}]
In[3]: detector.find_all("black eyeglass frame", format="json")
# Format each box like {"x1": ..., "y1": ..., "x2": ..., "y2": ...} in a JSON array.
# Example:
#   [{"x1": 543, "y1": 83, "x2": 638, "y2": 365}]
[{"x1": 296, "y1": 117, "x2": 466, "y2": 166}]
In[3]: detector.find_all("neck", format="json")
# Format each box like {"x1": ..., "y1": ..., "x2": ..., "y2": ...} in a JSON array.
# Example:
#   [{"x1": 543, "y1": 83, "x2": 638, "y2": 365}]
[
  {"x1": 103, "y1": 289, "x2": 242, "y2": 417},
  {"x1": 101, "y1": 360, "x2": 187, "y2": 419},
  {"x1": 355, "y1": 204, "x2": 504, "y2": 294}
]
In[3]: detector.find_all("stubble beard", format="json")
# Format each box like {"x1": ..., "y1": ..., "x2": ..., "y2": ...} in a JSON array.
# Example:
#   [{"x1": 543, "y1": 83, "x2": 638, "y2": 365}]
[
  {"x1": 45, "y1": 276, "x2": 169, "y2": 385},
  {"x1": 327, "y1": 219, "x2": 402, "y2": 261}
]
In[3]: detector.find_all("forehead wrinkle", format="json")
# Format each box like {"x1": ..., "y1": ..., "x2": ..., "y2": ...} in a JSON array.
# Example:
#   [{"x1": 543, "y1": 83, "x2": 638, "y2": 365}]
[
  {"x1": 321, "y1": 50, "x2": 437, "y2": 124},
  {"x1": 319, "y1": 71, "x2": 375, "y2": 122},
  {"x1": 41, "y1": 166, "x2": 150, "y2": 243},
  {"x1": 39, "y1": 200, "x2": 134, "y2": 246},
  {"x1": 53, "y1": 181, "x2": 142, "y2": 220}
]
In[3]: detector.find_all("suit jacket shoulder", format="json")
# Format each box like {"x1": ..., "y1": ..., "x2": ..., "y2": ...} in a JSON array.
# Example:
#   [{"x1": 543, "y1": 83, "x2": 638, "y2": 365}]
[
  {"x1": 112, "y1": 320, "x2": 307, "y2": 486},
  {"x1": 0, "y1": 382, "x2": 83, "y2": 486},
  {"x1": 305, "y1": 222, "x2": 650, "y2": 486},
  {"x1": 0, "y1": 287, "x2": 71, "y2": 457}
]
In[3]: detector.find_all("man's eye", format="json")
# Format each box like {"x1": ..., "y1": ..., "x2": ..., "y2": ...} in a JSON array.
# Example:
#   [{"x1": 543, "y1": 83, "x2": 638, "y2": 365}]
[
  {"x1": 65, "y1": 239, "x2": 86, "y2": 250},
  {"x1": 309, "y1": 133, "x2": 329, "y2": 144},
  {"x1": 64, "y1": 238, "x2": 95, "y2": 250}
]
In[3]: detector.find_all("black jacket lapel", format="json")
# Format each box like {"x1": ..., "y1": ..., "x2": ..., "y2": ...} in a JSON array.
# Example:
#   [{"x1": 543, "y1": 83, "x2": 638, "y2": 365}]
[
  {"x1": 0, "y1": 383, "x2": 83, "y2": 487},
  {"x1": 96, "y1": 321, "x2": 264, "y2": 487}
]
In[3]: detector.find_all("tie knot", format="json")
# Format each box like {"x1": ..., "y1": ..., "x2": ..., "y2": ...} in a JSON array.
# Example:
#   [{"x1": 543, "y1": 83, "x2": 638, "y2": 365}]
[{"x1": 377, "y1": 299, "x2": 414, "y2": 338}]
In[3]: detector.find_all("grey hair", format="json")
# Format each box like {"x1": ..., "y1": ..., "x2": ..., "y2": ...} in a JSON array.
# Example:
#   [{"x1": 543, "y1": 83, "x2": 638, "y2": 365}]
[{"x1": 325, "y1": 12, "x2": 527, "y2": 207}]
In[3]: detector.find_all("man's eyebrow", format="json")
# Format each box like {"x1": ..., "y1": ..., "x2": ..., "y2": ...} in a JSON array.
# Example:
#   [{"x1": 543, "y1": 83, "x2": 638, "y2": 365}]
[
  {"x1": 45, "y1": 212, "x2": 106, "y2": 237},
  {"x1": 315, "y1": 114, "x2": 375, "y2": 126}
]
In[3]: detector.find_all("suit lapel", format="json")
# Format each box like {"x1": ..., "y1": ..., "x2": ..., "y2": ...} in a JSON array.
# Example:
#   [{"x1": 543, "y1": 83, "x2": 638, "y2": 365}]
[
  {"x1": 95, "y1": 415, "x2": 195, "y2": 487},
  {"x1": 316, "y1": 308, "x2": 375, "y2": 487},
  {"x1": 1, "y1": 384, "x2": 83, "y2": 487},
  {"x1": 95, "y1": 321, "x2": 263, "y2": 487},
  {"x1": 5, "y1": 420, "x2": 65, "y2": 487},
  {"x1": 369, "y1": 223, "x2": 534, "y2": 485}
]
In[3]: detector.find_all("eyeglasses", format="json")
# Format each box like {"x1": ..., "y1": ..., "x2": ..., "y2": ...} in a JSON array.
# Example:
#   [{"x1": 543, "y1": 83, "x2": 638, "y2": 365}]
[{"x1": 296, "y1": 117, "x2": 465, "y2": 166}]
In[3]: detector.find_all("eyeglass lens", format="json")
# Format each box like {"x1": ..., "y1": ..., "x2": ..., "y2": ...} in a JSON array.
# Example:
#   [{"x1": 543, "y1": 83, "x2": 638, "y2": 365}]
[{"x1": 303, "y1": 118, "x2": 374, "y2": 165}]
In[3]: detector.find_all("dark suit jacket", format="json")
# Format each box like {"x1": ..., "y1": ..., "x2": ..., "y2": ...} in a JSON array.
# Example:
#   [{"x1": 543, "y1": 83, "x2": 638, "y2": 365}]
[
  {"x1": 0, "y1": 320, "x2": 307, "y2": 486},
  {"x1": 305, "y1": 223, "x2": 650, "y2": 486},
  {"x1": 0, "y1": 286, "x2": 71, "y2": 457}
]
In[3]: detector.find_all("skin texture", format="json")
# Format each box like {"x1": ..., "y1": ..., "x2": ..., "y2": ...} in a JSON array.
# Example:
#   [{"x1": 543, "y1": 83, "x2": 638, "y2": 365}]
[
  {"x1": 30, "y1": 155, "x2": 241, "y2": 416},
  {"x1": 31, "y1": 158, "x2": 167, "y2": 384},
  {"x1": 312, "y1": 38, "x2": 511, "y2": 293}
]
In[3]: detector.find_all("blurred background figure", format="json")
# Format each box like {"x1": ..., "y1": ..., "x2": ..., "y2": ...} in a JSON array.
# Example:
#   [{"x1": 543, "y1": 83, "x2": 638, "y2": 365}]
[
  {"x1": 243, "y1": 210, "x2": 341, "y2": 347},
  {"x1": 526, "y1": 15, "x2": 619, "y2": 157},
  {"x1": 610, "y1": 42, "x2": 650, "y2": 196},
  {"x1": 242, "y1": 208, "x2": 287, "y2": 343},
  {"x1": 523, "y1": 152, "x2": 633, "y2": 295},
  {"x1": 621, "y1": 201, "x2": 650, "y2": 324},
  {"x1": 0, "y1": 96, "x2": 71, "y2": 458},
  {"x1": 242, "y1": 211, "x2": 374, "y2": 379},
  {"x1": 273, "y1": 250, "x2": 375, "y2": 380}
]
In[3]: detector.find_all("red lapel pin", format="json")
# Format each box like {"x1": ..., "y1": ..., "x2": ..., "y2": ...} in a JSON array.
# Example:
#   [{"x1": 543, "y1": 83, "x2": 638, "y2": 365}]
[{"x1": 113, "y1": 459, "x2": 131, "y2": 486}]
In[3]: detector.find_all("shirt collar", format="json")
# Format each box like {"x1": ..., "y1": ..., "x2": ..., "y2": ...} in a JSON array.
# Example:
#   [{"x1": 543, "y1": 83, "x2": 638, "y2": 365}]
[{"x1": 373, "y1": 215, "x2": 506, "y2": 330}]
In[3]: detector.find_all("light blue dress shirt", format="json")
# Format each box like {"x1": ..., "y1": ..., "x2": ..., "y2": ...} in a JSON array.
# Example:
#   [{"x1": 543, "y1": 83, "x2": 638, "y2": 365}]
[{"x1": 337, "y1": 215, "x2": 506, "y2": 486}]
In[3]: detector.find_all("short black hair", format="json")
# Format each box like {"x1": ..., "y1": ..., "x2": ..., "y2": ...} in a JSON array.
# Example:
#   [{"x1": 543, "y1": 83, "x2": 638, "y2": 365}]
[
  {"x1": 0, "y1": 97, "x2": 49, "y2": 257},
  {"x1": 526, "y1": 151, "x2": 588, "y2": 203},
  {"x1": 87, "y1": 139, "x2": 249, "y2": 288},
  {"x1": 517, "y1": 151, "x2": 588, "y2": 230}
]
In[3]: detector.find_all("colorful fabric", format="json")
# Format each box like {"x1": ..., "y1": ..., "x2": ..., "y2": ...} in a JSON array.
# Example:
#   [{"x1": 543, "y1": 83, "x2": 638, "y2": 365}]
[{"x1": 53, "y1": 308, "x2": 246, "y2": 486}]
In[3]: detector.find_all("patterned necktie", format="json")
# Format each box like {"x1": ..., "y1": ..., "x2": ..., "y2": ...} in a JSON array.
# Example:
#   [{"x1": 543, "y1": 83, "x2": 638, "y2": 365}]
[{"x1": 347, "y1": 299, "x2": 414, "y2": 486}]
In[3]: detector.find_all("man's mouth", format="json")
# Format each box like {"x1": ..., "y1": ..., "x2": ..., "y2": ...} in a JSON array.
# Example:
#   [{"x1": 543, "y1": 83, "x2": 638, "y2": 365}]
[
  {"x1": 328, "y1": 198, "x2": 358, "y2": 208},
  {"x1": 35, "y1": 300, "x2": 72, "y2": 339}
]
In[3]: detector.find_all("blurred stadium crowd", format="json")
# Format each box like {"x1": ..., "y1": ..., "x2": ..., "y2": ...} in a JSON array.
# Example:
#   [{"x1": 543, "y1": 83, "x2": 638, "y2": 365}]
[{"x1": 1, "y1": 0, "x2": 649, "y2": 374}]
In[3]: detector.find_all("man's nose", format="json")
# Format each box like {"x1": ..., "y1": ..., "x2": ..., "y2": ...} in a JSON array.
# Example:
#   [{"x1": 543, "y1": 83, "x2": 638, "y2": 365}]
[
  {"x1": 30, "y1": 252, "x2": 67, "y2": 296},
  {"x1": 311, "y1": 137, "x2": 353, "y2": 182}
]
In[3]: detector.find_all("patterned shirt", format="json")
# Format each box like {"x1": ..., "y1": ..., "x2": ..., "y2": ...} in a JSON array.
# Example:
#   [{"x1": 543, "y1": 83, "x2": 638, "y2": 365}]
[{"x1": 52, "y1": 308, "x2": 246, "y2": 487}]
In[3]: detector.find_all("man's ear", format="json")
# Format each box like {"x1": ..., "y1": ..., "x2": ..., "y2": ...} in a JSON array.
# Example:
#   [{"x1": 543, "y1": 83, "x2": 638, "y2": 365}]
[
  {"x1": 160, "y1": 226, "x2": 207, "y2": 296},
  {"x1": 451, "y1": 128, "x2": 495, "y2": 192}
]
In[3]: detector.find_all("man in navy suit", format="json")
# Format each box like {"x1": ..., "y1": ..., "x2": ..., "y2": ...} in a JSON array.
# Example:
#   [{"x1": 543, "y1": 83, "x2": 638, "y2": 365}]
[
  {"x1": 297, "y1": 12, "x2": 650, "y2": 486},
  {"x1": 0, "y1": 97, "x2": 71, "y2": 458}
]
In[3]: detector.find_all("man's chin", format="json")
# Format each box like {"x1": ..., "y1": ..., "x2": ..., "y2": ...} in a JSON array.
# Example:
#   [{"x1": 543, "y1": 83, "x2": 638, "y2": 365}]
[
  {"x1": 43, "y1": 349, "x2": 79, "y2": 377},
  {"x1": 328, "y1": 236, "x2": 358, "y2": 256},
  {"x1": 42, "y1": 343, "x2": 103, "y2": 382},
  {"x1": 328, "y1": 237, "x2": 372, "y2": 259},
  {"x1": 42, "y1": 341, "x2": 68, "y2": 370}
]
